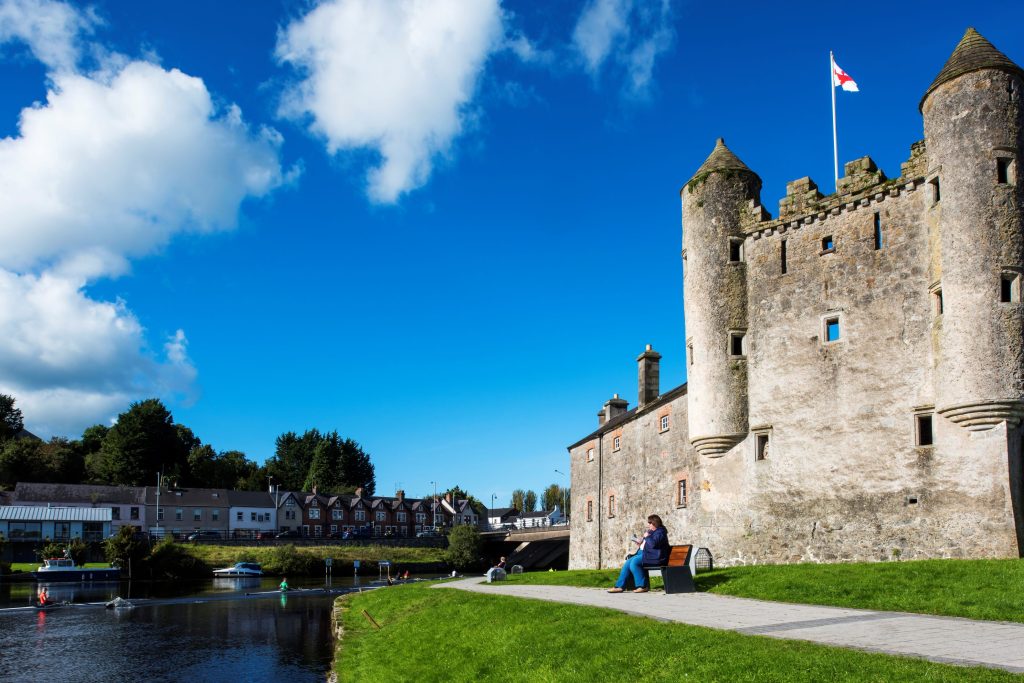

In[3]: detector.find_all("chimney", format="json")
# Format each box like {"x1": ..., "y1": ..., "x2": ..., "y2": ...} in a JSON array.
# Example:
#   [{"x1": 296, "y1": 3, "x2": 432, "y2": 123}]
[
  {"x1": 637, "y1": 344, "x2": 662, "y2": 407},
  {"x1": 597, "y1": 409, "x2": 607, "y2": 426},
  {"x1": 312, "y1": 485, "x2": 317, "y2": 496},
  {"x1": 444, "y1": 492, "x2": 452, "y2": 503},
  {"x1": 602, "y1": 394, "x2": 629, "y2": 425},
  {"x1": 396, "y1": 489, "x2": 405, "y2": 501},
  {"x1": 355, "y1": 487, "x2": 363, "y2": 499}
]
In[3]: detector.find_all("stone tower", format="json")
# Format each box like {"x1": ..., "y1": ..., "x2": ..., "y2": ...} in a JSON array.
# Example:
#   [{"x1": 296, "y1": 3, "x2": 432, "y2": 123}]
[
  {"x1": 681, "y1": 139, "x2": 760, "y2": 456},
  {"x1": 922, "y1": 28, "x2": 1024, "y2": 430}
]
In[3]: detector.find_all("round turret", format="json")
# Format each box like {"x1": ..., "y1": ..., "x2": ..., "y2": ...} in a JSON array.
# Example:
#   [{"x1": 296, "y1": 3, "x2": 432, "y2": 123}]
[
  {"x1": 682, "y1": 138, "x2": 760, "y2": 455},
  {"x1": 922, "y1": 28, "x2": 1024, "y2": 429}
]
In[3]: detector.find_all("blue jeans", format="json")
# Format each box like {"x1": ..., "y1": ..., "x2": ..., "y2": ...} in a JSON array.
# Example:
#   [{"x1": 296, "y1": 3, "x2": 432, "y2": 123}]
[{"x1": 615, "y1": 553, "x2": 648, "y2": 589}]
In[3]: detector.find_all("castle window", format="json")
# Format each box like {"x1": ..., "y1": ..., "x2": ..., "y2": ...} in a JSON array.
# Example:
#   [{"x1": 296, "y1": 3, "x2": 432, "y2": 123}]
[
  {"x1": 660, "y1": 415, "x2": 670, "y2": 432},
  {"x1": 997, "y1": 157, "x2": 1015, "y2": 185},
  {"x1": 820, "y1": 236, "x2": 835, "y2": 254},
  {"x1": 933, "y1": 287, "x2": 944, "y2": 315},
  {"x1": 729, "y1": 238, "x2": 744, "y2": 263},
  {"x1": 824, "y1": 316, "x2": 841, "y2": 342},
  {"x1": 586, "y1": 500, "x2": 593, "y2": 522},
  {"x1": 1000, "y1": 272, "x2": 1019, "y2": 303},
  {"x1": 873, "y1": 213, "x2": 883, "y2": 250},
  {"x1": 916, "y1": 413, "x2": 934, "y2": 446},
  {"x1": 608, "y1": 495, "x2": 616, "y2": 518},
  {"x1": 677, "y1": 479, "x2": 688, "y2": 508},
  {"x1": 929, "y1": 177, "x2": 941, "y2": 204},
  {"x1": 755, "y1": 432, "x2": 769, "y2": 461},
  {"x1": 780, "y1": 239, "x2": 788, "y2": 274},
  {"x1": 586, "y1": 447, "x2": 594, "y2": 462},
  {"x1": 729, "y1": 332, "x2": 746, "y2": 357},
  {"x1": 687, "y1": 341, "x2": 694, "y2": 367},
  {"x1": 613, "y1": 436, "x2": 621, "y2": 451}
]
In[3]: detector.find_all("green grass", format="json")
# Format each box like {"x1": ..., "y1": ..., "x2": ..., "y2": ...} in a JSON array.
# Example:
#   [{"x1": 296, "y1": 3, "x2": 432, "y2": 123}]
[
  {"x1": 184, "y1": 543, "x2": 445, "y2": 568},
  {"x1": 501, "y1": 558, "x2": 1024, "y2": 623},
  {"x1": 9, "y1": 561, "x2": 113, "y2": 572},
  {"x1": 334, "y1": 582, "x2": 1022, "y2": 682}
]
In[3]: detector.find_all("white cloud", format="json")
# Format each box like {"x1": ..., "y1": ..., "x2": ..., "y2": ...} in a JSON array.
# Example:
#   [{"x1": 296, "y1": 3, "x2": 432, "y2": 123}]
[
  {"x1": 572, "y1": 0, "x2": 674, "y2": 97},
  {"x1": 0, "y1": 0, "x2": 97, "y2": 72},
  {"x1": 0, "y1": 0, "x2": 290, "y2": 437},
  {"x1": 276, "y1": 0, "x2": 505, "y2": 203}
]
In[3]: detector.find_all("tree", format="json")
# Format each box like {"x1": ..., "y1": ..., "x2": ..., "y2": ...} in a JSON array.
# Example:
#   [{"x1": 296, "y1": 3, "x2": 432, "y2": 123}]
[
  {"x1": 523, "y1": 490, "x2": 538, "y2": 513},
  {"x1": 304, "y1": 432, "x2": 342, "y2": 491},
  {"x1": 337, "y1": 438, "x2": 375, "y2": 494},
  {"x1": 92, "y1": 399, "x2": 190, "y2": 486},
  {"x1": 37, "y1": 437, "x2": 85, "y2": 484},
  {"x1": 444, "y1": 524, "x2": 483, "y2": 570},
  {"x1": 542, "y1": 483, "x2": 563, "y2": 511},
  {"x1": 444, "y1": 485, "x2": 486, "y2": 516},
  {"x1": 104, "y1": 526, "x2": 150, "y2": 575},
  {"x1": 510, "y1": 489, "x2": 525, "y2": 511},
  {"x1": 0, "y1": 438, "x2": 41, "y2": 489},
  {"x1": 0, "y1": 394, "x2": 24, "y2": 441},
  {"x1": 265, "y1": 429, "x2": 321, "y2": 491}
]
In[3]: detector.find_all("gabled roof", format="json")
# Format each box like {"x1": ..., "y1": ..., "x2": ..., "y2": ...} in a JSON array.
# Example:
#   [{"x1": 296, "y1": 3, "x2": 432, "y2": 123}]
[
  {"x1": 921, "y1": 27, "x2": 1024, "y2": 109},
  {"x1": 0, "y1": 505, "x2": 112, "y2": 522},
  {"x1": 16, "y1": 482, "x2": 145, "y2": 505}
]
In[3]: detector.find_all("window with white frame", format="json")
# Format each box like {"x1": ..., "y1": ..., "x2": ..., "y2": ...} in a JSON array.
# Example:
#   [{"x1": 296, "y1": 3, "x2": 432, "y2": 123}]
[
  {"x1": 309, "y1": 507, "x2": 320, "y2": 520},
  {"x1": 332, "y1": 509, "x2": 343, "y2": 520},
  {"x1": 613, "y1": 436, "x2": 621, "y2": 451},
  {"x1": 376, "y1": 511, "x2": 386, "y2": 521},
  {"x1": 677, "y1": 479, "x2": 687, "y2": 508},
  {"x1": 586, "y1": 447, "x2": 594, "y2": 462},
  {"x1": 398, "y1": 512, "x2": 407, "y2": 522},
  {"x1": 660, "y1": 415, "x2": 670, "y2": 432},
  {"x1": 193, "y1": 509, "x2": 202, "y2": 522}
]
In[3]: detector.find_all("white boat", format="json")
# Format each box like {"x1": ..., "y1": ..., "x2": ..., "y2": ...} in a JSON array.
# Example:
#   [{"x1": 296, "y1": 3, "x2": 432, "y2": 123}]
[
  {"x1": 34, "y1": 557, "x2": 121, "y2": 582},
  {"x1": 212, "y1": 562, "x2": 263, "y2": 577}
]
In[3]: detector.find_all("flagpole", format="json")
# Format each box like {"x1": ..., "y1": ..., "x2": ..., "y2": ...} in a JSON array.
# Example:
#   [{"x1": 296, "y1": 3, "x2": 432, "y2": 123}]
[{"x1": 830, "y1": 50, "x2": 839, "y2": 192}]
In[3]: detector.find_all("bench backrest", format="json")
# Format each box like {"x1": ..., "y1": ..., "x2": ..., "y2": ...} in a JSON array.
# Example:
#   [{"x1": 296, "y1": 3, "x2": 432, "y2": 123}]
[{"x1": 666, "y1": 544, "x2": 692, "y2": 567}]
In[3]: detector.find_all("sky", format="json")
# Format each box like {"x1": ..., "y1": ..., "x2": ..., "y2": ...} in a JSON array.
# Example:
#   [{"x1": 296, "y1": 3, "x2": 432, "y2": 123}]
[{"x1": 1, "y1": 0, "x2": 1022, "y2": 507}]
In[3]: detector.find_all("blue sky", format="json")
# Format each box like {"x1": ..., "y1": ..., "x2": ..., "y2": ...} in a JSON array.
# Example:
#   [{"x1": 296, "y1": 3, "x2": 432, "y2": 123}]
[{"x1": 1, "y1": 0, "x2": 1021, "y2": 506}]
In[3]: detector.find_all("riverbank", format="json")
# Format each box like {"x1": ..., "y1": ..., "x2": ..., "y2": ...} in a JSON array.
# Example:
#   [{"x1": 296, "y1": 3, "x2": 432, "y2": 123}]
[{"x1": 331, "y1": 581, "x2": 1021, "y2": 681}]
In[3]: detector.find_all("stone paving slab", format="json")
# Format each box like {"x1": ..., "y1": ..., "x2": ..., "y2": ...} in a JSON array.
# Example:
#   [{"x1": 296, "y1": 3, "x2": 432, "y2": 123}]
[{"x1": 436, "y1": 578, "x2": 1024, "y2": 674}]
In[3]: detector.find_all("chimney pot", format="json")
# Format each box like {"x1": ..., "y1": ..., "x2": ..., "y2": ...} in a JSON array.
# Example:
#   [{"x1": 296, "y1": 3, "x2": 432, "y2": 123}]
[
  {"x1": 396, "y1": 489, "x2": 405, "y2": 500},
  {"x1": 355, "y1": 487, "x2": 363, "y2": 498},
  {"x1": 637, "y1": 344, "x2": 662, "y2": 407}
]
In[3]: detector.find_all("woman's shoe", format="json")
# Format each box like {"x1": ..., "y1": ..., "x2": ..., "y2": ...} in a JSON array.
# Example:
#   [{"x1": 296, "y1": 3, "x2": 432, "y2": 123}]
[
  {"x1": 607, "y1": 587, "x2": 624, "y2": 593},
  {"x1": 633, "y1": 587, "x2": 649, "y2": 593}
]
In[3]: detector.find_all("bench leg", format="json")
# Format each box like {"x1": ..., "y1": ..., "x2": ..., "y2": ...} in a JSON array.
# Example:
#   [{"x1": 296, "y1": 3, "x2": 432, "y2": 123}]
[{"x1": 661, "y1": 566, "x2": 695, "y2": 594}]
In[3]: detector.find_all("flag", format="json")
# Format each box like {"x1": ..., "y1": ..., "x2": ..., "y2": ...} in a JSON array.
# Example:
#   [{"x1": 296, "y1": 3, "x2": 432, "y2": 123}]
[{"x1": 832, "y1": 58, "x2": 859, "y2": 92}]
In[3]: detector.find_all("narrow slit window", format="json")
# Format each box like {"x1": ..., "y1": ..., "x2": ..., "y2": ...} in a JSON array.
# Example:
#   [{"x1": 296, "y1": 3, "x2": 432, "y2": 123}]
[
  {"x1": 586, "y1": 500, "x2": 593, "y2": 522},
  {"x1": 677, "y1": 480, "x2": 688, "y2": 508},
  {"x1": 916, "y1": 414, "x2": 934, "y2": 446},
  {"x1": 729, "y1": 237, "x2": 744, "y2": 263},
  {"x1": 821, "y1": 235, "x2": 835, "y2": 253},
  {"x1": 825, "y1": 316, "x2": 841, "y2": 342},
  {"x1": 997, "y1": 157, "x2": 1014, "y2": 185},
  {"x1": 687, "y1": 342, "x2": 694, "y2": 367},
  {"x1": 933, "y1": 288, "x2": 943, "y2": 315},
  {"x1": 873, "y1": 212, "x2": 883, "y2": 250},
  {"x1": 755, "y1": 433, "x2": 769, "y2": 461},
  {"x1": 730, "y1": 332, "x2": 746, "y2": 356},
  {"x1": 586, "y1": 447, "x2": 594, "y2": 462},
  {"x1": 780, "y1": 239, "x2": 788, "y2": 274},
  {"x1": 929, "y1": 177, "x2": 940, "y2": 204},
  {"x1": 608, "y1": 495, "x2": 616, "y2": 518},
  {"x1": 1001, "y1": 273, "x2": 1019, "y2": 303}
]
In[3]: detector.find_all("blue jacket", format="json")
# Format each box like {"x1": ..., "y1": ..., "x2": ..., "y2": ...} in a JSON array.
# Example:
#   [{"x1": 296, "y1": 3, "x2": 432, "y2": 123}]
[{"x1": 641, "y1": 526, "x2": 670, "y2": 566}]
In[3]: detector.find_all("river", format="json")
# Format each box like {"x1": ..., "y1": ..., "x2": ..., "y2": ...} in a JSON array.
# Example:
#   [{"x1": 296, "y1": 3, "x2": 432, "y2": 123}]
[{"x1": 0, "y1": 576, "x2": 372, "y2": 682}]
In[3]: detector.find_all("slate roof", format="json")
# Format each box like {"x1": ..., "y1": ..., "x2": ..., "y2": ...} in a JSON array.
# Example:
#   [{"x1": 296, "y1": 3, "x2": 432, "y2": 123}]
[
  {"x1": 520, "y1": 510, "x2": 556, "y2": 519},
  {"x1": 226, "y1": 490, "x2": 277, "y2": 508},
  {"x1": 144, "y1": 487, "x2": 231, "y2": 506},
  {"x1": 489, "y1": 507, "x2": 518, "y2": 519},
  {"x1": 568, "y1": 382, "x2": 688, "y2": 450},
  {"x1": 15, "y1": 482, "x2": 145, "y2": 505},
  {"x1": 922, "y1": 28, "x2": 1024, "y2": 109},
  {"x1": 687, "y1": 138, "x2": 759, "y2": 185},
  {"x1": 0, "y1": 505, "x2": 112, "y2": 522}
]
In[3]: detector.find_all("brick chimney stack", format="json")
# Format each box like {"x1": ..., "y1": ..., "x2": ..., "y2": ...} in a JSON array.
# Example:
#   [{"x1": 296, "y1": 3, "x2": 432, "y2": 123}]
[
  {"x1": 637, "y1": 344, "x2": 662, "y2": 407},
  {"x1": 355, "y1": 487, "x2": 363, "y2": 499},
  {"x1": 444, "y1": 492, "x2": 452, "y2": 503},
  {"x1": 600, "y1": 394, "x2": 629, "y2": 426},
  {"x1": 396, "y1": 489, "x2": 405, "y2": 501}
]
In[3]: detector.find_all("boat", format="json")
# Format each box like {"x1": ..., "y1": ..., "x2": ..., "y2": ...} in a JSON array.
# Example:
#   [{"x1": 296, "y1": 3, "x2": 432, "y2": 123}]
[
  {"x1": 212, "y1": 562, "x2": 264, "y2": 577},
  {"x1": 33, "y1": 557, "x2": 121, "y2": 583}
]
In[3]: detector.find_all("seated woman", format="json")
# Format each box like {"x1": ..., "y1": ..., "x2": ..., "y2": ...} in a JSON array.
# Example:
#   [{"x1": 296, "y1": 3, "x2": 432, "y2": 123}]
[{"x1": 608, "y1": 514, "x2": 669, "y2": 594}]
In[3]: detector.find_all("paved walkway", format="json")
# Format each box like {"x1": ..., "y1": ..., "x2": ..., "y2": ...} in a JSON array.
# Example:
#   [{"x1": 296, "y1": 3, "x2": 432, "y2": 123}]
[{"x1": 436, "y1": 578, "x2": 1024, "y2": 674}]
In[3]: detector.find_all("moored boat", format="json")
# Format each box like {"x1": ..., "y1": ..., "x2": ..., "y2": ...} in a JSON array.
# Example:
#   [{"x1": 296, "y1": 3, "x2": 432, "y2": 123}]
[
  {"x1": 212, "y1": 562, "x2": 263, "y2": 577},
  {"x1": 33, "y1": 557, "x2": 121, "y2": 583}
]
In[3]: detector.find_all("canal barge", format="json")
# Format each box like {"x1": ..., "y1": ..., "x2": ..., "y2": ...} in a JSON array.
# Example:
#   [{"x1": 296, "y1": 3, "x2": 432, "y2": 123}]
[{"x1": 34, "y1": 557, "x2": 121, "y2": 582}]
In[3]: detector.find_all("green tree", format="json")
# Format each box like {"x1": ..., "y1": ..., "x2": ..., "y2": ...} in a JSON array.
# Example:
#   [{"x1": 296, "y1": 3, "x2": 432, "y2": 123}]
[
  {"x1": 0, "y1": 438, "x2": 41, "y2": 489},
  {"x1": 510, "y1": 489, "x2": 526, "y2": 512},
  {"x1": 104, "y1": 526, "x2": 150, "y2": 575},
  {"x1": 37, "y1": 437, "x2": 85, "y2": 484},
  {"x1": 304, "y1": 431, "x2": 343, "y2": 491},
  {"x1": 337, "y1": 437, "x2": 375, "y2": 494},
  {"x1": 523, "y1": 490, "x2": 538, "y2": 513},
  {"x1": 217, "y1": 450, "x2": 261, "y2": 490},
  {"x1": 444, "y1": 524, "x2": 483, "y2": 570},
  {"x1": 266, "y1": 429, "x2": 321, "y2": 491},
  {"x1": 0, "y1": 394, "x2": 24, "y2": 441},
  {"x1": 444, "y1": 485, "x2": 486, "y2": 517},
  {"x1": 92, "y1": 399, "x2": 190, "y2": 486},
  {"x1": 542, "y1": 483, "x2": 565, "y2": 511}
]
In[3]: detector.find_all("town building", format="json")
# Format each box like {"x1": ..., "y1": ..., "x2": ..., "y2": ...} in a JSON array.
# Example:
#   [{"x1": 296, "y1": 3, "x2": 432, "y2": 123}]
[
  {"x1": 144, "y1": 486, "x2": 230, "y2": 539},
  {"x1": 226, "y1": 489, "x2": 278, "y2": 539},
  {"x1": 0, "y1": 505, "x2": 112, "y2": 543},
  {"x1": 569, "y1": 29, "x2": 1024, "y2": 568},
  {"x1": 13, "y1": 482, "x2": 146, "y2": 534}
]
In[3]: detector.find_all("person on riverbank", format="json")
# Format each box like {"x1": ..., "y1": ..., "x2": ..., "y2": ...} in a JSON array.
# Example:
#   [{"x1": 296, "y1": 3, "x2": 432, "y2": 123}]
[
  {"x1": 279, "y1": 577, "x2": 289, "y2": 592},
  {"x1": 608, "y1": 514, "x2": 669, "y2": 594}
]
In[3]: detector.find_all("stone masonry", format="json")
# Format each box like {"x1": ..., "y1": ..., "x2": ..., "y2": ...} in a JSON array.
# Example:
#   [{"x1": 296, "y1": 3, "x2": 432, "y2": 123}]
[{"x1": 569, "y1": 28, "x2": 1024, "y2": 568}]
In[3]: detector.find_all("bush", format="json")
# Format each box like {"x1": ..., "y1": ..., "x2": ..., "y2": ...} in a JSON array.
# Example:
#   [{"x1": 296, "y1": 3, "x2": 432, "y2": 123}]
[
  {"x1": 261, "y1": 543, "x2": 318, "y2": 576},
  {"x1": 104, "y1": 527, "x2": 150, "y2": 573},
  {"x1": 444, "y1": 525, "x2": 483, "y2": 570},
  {"x1": 146, "y1": 538, "x2": 211, "y2": 579}
]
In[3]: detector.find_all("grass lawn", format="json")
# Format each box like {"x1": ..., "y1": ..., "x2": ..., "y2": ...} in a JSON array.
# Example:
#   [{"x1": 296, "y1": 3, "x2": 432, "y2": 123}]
[
  {"x1": 501, "y1": 558, "x2": 1024, "y2": 623},
  {"x1": 185, "y1": 543, "x2": 445, "y2": 567},
  {"x1": 333, "y1": 581, "x2": 1022, "y2": 682},
  {"x1": 9, "y1": 561, "x2": 113, "y2": 572}
]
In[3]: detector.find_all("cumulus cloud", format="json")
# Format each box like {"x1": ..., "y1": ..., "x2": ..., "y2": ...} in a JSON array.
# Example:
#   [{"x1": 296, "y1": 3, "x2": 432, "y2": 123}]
[
  {"x1": 572, "y1": 0, "x2": 674, "y2": 97},
  {"x1": 0, "y1": 0, "x2": 290, "y2": 437},
  {"x1": 0, "y1": 0, "x2": 97, "y2": 72},
  {"x1": 276, "y1": 0, "x2": 505, "y2": 203}
]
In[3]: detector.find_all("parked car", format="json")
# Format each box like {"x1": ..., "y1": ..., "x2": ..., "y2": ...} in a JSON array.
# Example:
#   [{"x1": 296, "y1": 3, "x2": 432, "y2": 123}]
[
  {"x1": 416, "y1": 530, "x2": 440, "y2": 538},
  {"x1": 256, "y1": 531, "x2": 276, "y2": 541},
  {"x1": 275, "y1": 530, "x2": 300, "y2": 539},
  {"x1": 327, "y1": 531, "x2": 346, "y2": 539},
  {"x1": 187, "y1": 530, "x2": 221, "y2": 541}
]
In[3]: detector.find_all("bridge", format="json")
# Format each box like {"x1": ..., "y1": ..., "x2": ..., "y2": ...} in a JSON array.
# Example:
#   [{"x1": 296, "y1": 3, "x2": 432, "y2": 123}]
[{"x1": 480, "y1": 526, "x2": 569, "y2": 570}]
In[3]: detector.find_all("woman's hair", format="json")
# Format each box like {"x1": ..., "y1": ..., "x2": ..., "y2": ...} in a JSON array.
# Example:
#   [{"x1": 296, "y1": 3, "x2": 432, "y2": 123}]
[{"x1": 647, "y1": 514, "x2": 664, "y2": 528}]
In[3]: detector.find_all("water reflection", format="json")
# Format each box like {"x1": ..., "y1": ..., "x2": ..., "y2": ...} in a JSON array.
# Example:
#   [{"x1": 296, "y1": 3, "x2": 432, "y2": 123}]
[{"x1": 0, "y1": 578, "x2": 346, "y2": 683}]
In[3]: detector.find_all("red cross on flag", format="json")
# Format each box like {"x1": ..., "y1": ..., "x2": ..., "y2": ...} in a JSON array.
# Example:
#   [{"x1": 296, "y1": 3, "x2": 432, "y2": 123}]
[{"x1": 832, "y1": 57, "x2": 859, "y2": 92}]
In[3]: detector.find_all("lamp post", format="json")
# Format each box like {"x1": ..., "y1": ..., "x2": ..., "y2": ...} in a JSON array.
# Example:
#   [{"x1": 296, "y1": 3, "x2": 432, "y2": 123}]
[
  {"x1": 490, "y1": 493, "x2": 497, "y2": 530},
  {"x1": 430, "y1": 481, "x2": 437, "y2": 529},
  {"x1": 554, "y1": 469, "x2": 568, "y2": 524}
]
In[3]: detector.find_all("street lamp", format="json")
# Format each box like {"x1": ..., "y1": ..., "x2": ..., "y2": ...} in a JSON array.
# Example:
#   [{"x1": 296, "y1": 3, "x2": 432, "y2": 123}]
[
  {"x1": 430, "y1": 481, "x2": 437, "y2": 529},
  {"x1": 554, "y1": 469, "x2": 568, "y2": 523},
  {"x1": 490, "y1": 493, "x2": 497, "y2": 530}
]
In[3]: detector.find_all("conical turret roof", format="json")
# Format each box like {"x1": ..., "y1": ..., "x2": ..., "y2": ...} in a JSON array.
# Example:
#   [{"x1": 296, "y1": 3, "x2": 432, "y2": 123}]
[
  {"x1": 920, "y1": 27, "x2": 1024, "y2": 110},
  {"x1": 686, "y1": 138, "x2": 758, "y2": 186}
]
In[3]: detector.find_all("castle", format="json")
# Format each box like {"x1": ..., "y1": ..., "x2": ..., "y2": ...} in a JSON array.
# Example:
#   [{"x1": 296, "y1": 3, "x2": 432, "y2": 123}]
[{"x1": 568, "y1": 28, "x2": 1024, "y2": 568}]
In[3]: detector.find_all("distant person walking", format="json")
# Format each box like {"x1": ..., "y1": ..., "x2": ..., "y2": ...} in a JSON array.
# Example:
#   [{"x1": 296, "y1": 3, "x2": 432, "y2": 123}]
[{"x1": 608, "y1": 514, "x2": 669, "y2": 594}]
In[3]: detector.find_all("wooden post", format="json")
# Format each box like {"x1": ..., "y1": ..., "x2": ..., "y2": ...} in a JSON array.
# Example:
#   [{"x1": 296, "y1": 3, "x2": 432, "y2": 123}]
[{"x1": 361, "y1": 609, "x2": 381, "y2": 630}]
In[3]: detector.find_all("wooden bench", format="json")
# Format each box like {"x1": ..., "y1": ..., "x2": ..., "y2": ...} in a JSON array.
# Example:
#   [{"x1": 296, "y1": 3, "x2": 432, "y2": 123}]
[{"x1": 644, "y1": 544, "x2": 696, "y2": 594}]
